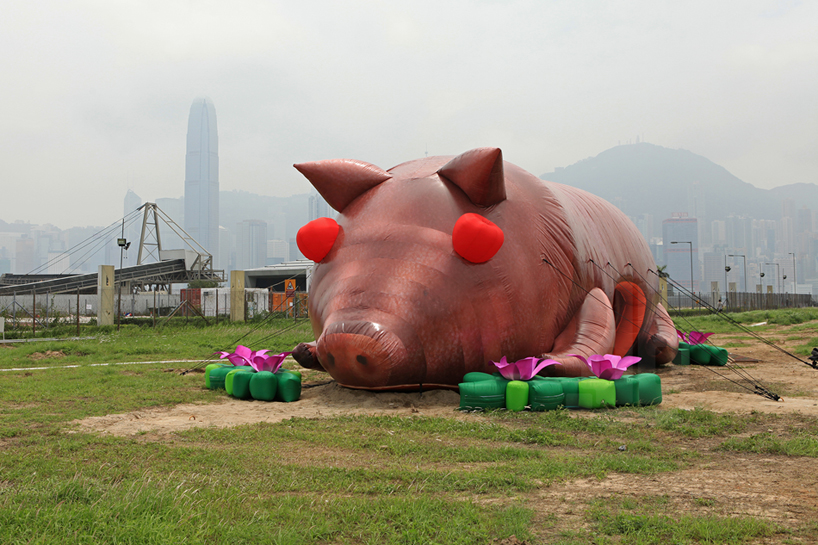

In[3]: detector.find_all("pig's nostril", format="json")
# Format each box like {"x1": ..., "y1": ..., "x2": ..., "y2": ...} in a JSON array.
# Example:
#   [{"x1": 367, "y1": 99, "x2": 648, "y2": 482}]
[{"x1": 356, "y1": 355, "x2": 368, "y2": 366}]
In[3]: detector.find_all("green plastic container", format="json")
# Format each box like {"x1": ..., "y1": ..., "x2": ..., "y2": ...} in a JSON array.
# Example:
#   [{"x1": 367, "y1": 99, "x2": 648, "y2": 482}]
[
  {"x1": 528, "y1": 379, "x2": 565, "y2": 411},
  {"x1": 613, "y1": 376, "x2": 639, "y2": 406},
  {"x1": 207, "y1": 366, "x2": 234, "y2": 390},
  {"x1": 702, "y1": 345, "x2": 728, "y2": 366},
  {"x1": 463, "y1": 372, "x2": 496, "y2": 383},
  {"x1": 505, "y1": 380, "x2": 530, "y2": 412},
  {"x1": 459, "y1": 380, "x2": 507, "y2": 411},
  {"x1": 231, "y1": 371, "x2": 254, "y2": 399},
  {"x1": 555, "y1": 377, "x2": 583, "y2": 408},
  {"x1": 689, "y1": 344, "x2": 712, "y2": 365},
  {"x1": 578, "y1": 378, "x2": 616, "y2": 409},
  {"x1": 225, "y1": 367, "x2": 255, "y2": 396},
  {"x1": 205, "y1": 363, "x2": 232, "y2": 389},
  {"x1": 275, "y1": 371, "x2": 302, "y2": 402},
  {"x1": 673, "y1": 347, "x2": 690, "y2": 366},
  {"x1": 249, "y1": 371, "x2": 278, "y2": 401},
  {"x1": 634, "y1": 373, "x2": 662, "y2": 405}
]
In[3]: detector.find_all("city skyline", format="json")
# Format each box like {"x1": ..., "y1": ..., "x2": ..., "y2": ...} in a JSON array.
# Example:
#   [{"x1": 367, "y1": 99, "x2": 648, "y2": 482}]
[{"x1": 0, "y1": 2, "x2": 815, "y2": 229}]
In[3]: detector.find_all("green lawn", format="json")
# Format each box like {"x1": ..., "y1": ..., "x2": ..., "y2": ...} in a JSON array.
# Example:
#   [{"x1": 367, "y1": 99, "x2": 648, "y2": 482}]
[{"x1": 0, "y1": 316, "x2": 816, "y2": 543}]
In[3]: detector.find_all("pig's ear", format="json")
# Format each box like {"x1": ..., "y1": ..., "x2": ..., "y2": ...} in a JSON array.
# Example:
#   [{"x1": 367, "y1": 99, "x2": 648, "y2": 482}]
[
  {"x1": 437, "y1": 147, "x2": 507, "y2": 207},
  {"x1": 294, "y1": 159, "x2": 392, "y2": 212}
]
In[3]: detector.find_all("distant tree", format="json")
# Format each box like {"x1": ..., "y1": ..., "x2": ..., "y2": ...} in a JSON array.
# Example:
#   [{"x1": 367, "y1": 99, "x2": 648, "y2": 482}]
[
  {"x1": 656, "y1": 265, "x2": 669, "y2": 279},
  {"x1": 187, "y1": 280, "x2": 221, "y2": 289}
]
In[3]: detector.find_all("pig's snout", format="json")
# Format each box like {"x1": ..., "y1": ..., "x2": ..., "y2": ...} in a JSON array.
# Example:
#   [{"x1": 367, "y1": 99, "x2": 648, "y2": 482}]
[{"x1": 316, "y1": 320, "x2": 424, "y2": 389}]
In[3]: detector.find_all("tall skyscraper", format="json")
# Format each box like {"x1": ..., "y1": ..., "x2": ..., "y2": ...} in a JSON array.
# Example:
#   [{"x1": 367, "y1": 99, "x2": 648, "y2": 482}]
[
  {"x1": 184, "y1": 97, "x2": 219, "y2": 256},
  {"x1": 123, "y1": 189, "x2": 142, "y2": 253}
]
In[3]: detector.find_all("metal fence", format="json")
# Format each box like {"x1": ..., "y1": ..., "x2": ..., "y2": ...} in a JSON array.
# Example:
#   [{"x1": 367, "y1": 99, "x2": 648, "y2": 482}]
[
  {"x1": 667, "y1": 291, "x2": 814, "y2": 312},
  {"x1": 0, "y1": 292, "x2": 181, "y2": 324}
]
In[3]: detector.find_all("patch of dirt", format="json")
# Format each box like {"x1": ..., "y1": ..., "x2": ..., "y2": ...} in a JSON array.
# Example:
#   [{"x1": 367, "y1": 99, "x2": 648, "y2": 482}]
[
  {"x1": 534, "y1": 452, "x2": 818, "y2": 528},
  {"x1": 74, "y1": 382, "x2": 463, "y2": 437},
  {"x1": 28, "y1": 350, "x2": 66, "y2": 360},
  {"x1": 75, "y1": 330, "x2": 818, "y2": 436}
]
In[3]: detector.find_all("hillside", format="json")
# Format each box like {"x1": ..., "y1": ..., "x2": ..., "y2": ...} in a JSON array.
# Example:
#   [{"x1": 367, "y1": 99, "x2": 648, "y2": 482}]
[{"x1": 539, "y1": 143, "x2": 800, "y2": 222}]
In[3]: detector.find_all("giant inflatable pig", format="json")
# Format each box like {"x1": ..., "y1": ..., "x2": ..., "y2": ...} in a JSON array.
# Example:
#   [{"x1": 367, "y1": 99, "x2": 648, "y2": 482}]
[{"x1": 292, "y1": 147, "x2": 678, "y2": 390}]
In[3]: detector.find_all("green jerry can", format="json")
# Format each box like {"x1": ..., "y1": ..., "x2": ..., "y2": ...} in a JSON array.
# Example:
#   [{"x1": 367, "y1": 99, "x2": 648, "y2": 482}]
[
  {"x1": 205, "y1": 363, "x2": 232, "y2": 389},
  {"x1": 673, "y1": 346, "x2": 690, "y2": 366},
  {"x1": 231, "y1": 371, "x2": 255, "y2": 400},
  {"x1": 555, "y1": 377, "x2": 583, "y2": 408},
  {"x1": 633, "y1": 373, "x2": 662, "y2": 405},
  {"x1": 528, "y1": 379, "x2": 565, "y2": 411},
  {"x1": 249, "y1": 371, "x2": 278, "y2": 401},
  {"x1": 225, "y1": 367, "x2": 255, "y2": 396},
  {"x1": 505, "y1": 381, "x2": 530, "y2": 412},
  {"x1": 459, "y1": 379, "x2": 507, "y2": 411},
  {"x1": 578, "y1": 378, "x2": 616, "y2": 409},
  {"x1": 207, "y1": 366, "x2": 234, "y2": 391},
  {"x1": 274, "y1": 370, "x2": 302, "y2": 402},
  {"x1": 613, "y1": 376, "x2": 639, "y2": 406}
]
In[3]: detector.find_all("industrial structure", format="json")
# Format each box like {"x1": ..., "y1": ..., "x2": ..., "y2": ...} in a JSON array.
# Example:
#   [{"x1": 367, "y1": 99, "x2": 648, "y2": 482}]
[{"x1": 0, "y1": 202, "x2": 224, "y2": 297}]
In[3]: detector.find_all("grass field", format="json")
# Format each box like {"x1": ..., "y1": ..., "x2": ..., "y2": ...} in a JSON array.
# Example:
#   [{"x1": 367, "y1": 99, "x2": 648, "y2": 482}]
[{"x1": 1, "y1": 314, "x2": 817, "y2": 543}]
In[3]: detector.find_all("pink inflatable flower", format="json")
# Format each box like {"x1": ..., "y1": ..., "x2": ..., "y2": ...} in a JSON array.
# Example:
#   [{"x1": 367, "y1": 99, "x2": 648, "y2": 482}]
[
  {"x1": 676, "y1": 330, "x2": 714, "y2": 345},
  {"x1": 567, "y1": 353, "x2": 641, "y2": 381},
  {"x1": 217, "y1": 346, "x2": 292, "y2": 372},
  {"x1": 686, "y1": 331, "x2": 714, "y2": 345},
  {"x1": 217, "y1": 345, "x2": 257, "y2": 366},
  {"x1": 248, "y1": 351, "x2": 293, "y2": 373},
  {"x1": 492, "y1": 356, "x2": 561, "y2": 381}
]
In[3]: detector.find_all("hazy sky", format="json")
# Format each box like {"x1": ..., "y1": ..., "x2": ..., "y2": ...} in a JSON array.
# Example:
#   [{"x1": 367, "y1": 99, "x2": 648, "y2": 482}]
[{"x1": 1, "y1": 0, "x2": 815, "y2": 229}]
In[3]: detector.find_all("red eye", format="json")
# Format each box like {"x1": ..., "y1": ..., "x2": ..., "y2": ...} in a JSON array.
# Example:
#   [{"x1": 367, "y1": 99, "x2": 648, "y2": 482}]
[
  {"x1": 297, "y1": 217, "x2": 340, "y2": 262},
  {"x1": 452, "y1": 213, "x2": 504, "y2": 263}
]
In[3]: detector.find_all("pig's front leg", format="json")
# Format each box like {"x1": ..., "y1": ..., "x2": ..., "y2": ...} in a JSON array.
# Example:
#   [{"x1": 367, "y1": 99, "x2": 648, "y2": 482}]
[
  {"x1": 540, "y1": 287, "x2": 616, "y2": 377},
  {"x1": 292, "y1": 341, "x2": 326, "y2": 371}
]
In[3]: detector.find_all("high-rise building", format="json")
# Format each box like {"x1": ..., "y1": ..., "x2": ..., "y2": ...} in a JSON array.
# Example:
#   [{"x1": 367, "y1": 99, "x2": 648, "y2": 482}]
[
  {"x1": 15, "y1": 236, "x2": 36, "y2": 274},
  {"x1": 184, "y1": 97, "x2": 219, "y2": 257},
  {"x1": 236, "y1": 220, "x2": 267, "y2": 270},
  {"x1": 662, "y1": 215, "x2": 699, "y2": 291},
  {"x1": 308, "y1": 192, "x2": 332, "y2": 222},
  {"x1": 124, "y1": 189, "x2": 142, "y2": 252},
  {"x1": 635, "y1": 213, "x2": 654, "y2": 244},
  {"x1": 267, "y1": 239, "x2": 289, "y2": 266},
  {"x1": 218, "y1": 226, "x2": 232, "y2": 273}
]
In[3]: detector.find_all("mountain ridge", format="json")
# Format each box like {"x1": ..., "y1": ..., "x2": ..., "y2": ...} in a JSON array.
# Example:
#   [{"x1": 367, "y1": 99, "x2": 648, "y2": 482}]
[{"x1": 540, "y1": 143, "x2": 814, "y2": 222}]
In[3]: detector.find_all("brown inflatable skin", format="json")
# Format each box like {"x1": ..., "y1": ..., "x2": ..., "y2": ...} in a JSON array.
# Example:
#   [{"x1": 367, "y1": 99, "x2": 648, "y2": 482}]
[{"x1": 293, "y1": 147, "x2": 678, "y2": 390}]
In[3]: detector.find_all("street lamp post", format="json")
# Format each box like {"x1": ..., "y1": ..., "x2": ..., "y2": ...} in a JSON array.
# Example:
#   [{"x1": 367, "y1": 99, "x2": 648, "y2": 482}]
[
  {"x1": 116, "y1": 220, "x2": 131, "y2": 332},
  {"x1": 764, "y1": 262, "x2": 780, "y2": 293},
  {"x1": 789, "y1": 252, "x2": 797, "y2": 295},
  {"x1": 671, "y1": 241, "x2": 693, "y2": 308},
  {"x1": 729, "y1": 254, "x2": 746, "y2": 293}
]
